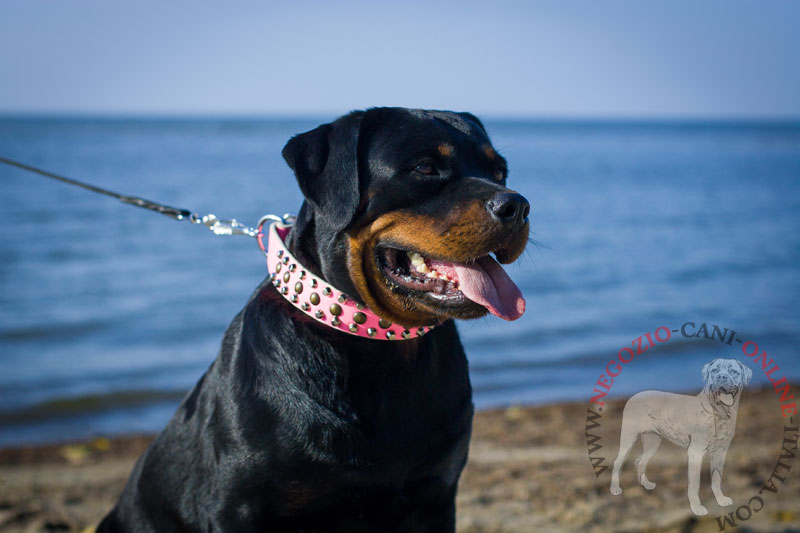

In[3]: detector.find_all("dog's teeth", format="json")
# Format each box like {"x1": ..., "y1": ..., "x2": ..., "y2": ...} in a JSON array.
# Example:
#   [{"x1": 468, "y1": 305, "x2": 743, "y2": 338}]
[{"x1": 409, "y1": 252, "x2": 430, "y2": 273}]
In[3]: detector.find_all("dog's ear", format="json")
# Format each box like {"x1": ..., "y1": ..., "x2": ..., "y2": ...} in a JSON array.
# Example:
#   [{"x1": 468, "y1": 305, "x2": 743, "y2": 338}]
[
  {"x1": 738, "y1": 360, "x2": 753, "y2": 385},
  {"x1": 459, "y1": 111, "x2": 487, "y2": 133},
  {"x1": 702, "y1": 360, "x2": 715, "y2": 383},
  {"x1": 282, "y1": 111, "x2": 365, "y2": 232}
]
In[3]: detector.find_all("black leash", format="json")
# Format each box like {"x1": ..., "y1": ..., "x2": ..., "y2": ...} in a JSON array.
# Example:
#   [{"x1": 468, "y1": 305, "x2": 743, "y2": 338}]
[
  {"x1": 0, "y1": 155, "x2": 288, "y2": 238},
  {"x1": 1, "y1": 155, "x2": 194, "y2": 221}
]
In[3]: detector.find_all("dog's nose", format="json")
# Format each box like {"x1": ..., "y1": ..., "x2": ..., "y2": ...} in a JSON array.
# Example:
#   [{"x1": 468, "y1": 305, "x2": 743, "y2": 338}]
[{"x1": 488, "y1": 192, "x2": 530, "y2": 228}]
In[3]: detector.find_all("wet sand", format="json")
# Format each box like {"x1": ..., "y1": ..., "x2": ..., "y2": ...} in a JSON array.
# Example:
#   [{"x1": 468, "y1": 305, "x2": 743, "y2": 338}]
[{"x1": 1, "y1": 386, "x2": 798, "y2": 532}]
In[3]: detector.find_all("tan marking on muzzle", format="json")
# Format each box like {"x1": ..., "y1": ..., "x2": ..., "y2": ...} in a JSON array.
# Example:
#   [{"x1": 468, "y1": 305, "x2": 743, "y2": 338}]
[{"x1": 346, "y1": 201, "x2": 528, "y2": 325}]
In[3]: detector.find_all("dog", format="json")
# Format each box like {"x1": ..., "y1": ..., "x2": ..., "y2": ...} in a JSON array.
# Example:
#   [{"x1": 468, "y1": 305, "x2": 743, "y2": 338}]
[
  {"x1": 97, "y1": 108, "x2": 530, "y2": 532},
  {"x1": 609, "y1": 358, "x2": 752, "y2": 516}
]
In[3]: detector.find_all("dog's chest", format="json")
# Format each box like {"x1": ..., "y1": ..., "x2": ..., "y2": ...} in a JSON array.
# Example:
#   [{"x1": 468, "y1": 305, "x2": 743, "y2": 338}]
[
  {"x1": 269, "y1": 347, "x2": 472, "y2": 506},
  {"x1": 264, "y1": 394, "x2": 471, "y2": 518},
  {"x1": 710, "y1": 413, "x2": 737, "y2": 442}
]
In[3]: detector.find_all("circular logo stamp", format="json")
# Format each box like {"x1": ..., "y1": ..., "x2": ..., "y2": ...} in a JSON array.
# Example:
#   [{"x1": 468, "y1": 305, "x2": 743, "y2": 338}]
[{"x1": 584, "y1": 322, "x2": 797, "y2": 529}]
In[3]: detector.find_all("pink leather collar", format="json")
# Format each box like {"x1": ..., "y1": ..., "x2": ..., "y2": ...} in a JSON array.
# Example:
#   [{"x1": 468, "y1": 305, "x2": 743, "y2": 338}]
[{"x1": 258, "y1": 222, "x2": 433, "y2": 340}]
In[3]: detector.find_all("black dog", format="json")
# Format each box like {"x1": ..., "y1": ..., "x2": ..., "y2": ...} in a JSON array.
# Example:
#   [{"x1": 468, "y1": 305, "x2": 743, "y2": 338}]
[{"x1": 98, "y1": 108, "x2": 530, "y2": 532}]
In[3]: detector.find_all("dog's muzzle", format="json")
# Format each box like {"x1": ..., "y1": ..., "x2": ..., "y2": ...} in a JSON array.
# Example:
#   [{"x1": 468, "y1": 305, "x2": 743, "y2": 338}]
[{"x1": 711, "y1": 377, "x2": 741, "y2": 406}]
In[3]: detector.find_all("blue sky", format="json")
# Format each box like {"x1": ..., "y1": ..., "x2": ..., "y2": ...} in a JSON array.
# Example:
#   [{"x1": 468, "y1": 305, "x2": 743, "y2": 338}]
[{"x1": 1, "y1": 0, "x2": 798, "y2": 118}]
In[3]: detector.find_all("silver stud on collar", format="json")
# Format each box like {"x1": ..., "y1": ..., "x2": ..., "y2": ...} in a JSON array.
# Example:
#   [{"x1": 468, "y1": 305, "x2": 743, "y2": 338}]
[{"x1": 264, "y1": 219, "x2": 422, "y2": 341}]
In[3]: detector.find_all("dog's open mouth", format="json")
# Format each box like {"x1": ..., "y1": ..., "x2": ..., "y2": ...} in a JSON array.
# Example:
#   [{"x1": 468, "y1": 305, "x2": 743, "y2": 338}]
[
  {"x1": 377, "y1": 246, "x2": 525, "y2": 321},
  {"x1": 717, "y1": 386, "x2": 738, "y2": 406}
]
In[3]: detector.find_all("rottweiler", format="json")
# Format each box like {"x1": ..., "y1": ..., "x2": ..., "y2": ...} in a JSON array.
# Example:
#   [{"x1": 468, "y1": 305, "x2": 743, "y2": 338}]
[{"x1": 98, "y1": 107, "x2": 530, "y2": 532}]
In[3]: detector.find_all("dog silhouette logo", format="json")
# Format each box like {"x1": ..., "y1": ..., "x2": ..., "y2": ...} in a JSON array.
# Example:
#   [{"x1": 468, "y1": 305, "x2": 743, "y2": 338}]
[{"x1": 609, "y1": 358, "x2": 753, "y2": 516}]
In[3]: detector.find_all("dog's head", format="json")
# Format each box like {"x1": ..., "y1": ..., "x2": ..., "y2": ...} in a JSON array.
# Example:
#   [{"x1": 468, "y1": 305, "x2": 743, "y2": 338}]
[
  {"x1": 702, "y1": 358, "x2": 752, "y2": 407},
  {"x1": 282, "y1": 108, "x2": 529, "y2": 327}
]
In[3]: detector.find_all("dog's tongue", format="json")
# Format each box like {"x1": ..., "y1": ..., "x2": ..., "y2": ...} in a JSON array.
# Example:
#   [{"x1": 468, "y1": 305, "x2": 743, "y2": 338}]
[
  {"x1": 719, "y1": 392, "x2": 735, "y2": 406},
  {"x1": 453, "y1": 256, "x2": 525, "y2": 321}
]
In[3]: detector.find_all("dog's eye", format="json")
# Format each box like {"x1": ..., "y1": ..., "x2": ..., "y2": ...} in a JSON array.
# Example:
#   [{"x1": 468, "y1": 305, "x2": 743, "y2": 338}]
[
  {"x1": 494, "y1": 168, "x2": 506, "y2": 181},
  {"x1": 414, "y1": 161, "x2": 437, "y2": 176}
]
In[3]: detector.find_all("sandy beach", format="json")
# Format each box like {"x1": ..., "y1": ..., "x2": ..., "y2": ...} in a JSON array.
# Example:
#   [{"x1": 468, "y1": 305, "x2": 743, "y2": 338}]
[{"x1": 1, "y1": 385, "x2": 798, "y2": 532}]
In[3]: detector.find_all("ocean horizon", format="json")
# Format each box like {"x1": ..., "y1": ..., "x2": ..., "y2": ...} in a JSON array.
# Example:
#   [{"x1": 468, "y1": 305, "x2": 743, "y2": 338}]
[{"x1": 1, "y1": 115, "x2": 798, "y2": 447}]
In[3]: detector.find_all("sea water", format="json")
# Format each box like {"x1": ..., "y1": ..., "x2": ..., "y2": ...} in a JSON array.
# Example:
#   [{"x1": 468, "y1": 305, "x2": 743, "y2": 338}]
[{"x1": 1, "y1": 117, "x2": 798, "y2": 446}]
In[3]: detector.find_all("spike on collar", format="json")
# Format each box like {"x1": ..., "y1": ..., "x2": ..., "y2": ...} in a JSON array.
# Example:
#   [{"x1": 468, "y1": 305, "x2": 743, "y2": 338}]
[{"x1": 261, "y1": 222, "x2": 432, "y2": 340}]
